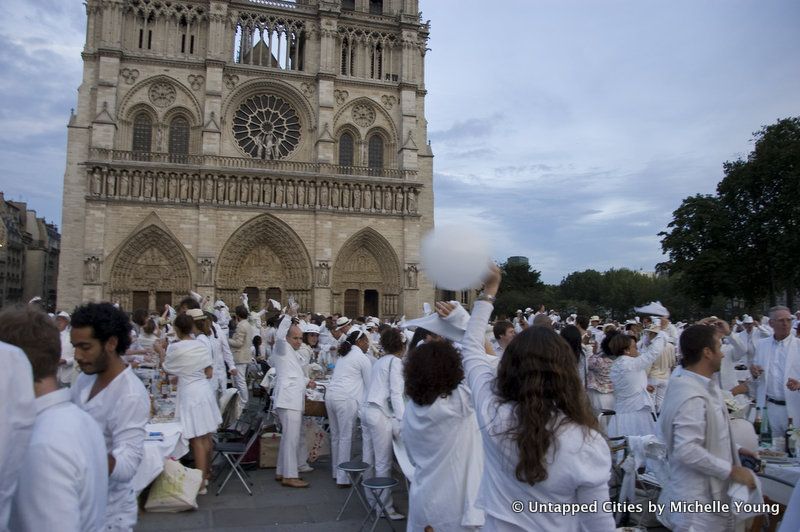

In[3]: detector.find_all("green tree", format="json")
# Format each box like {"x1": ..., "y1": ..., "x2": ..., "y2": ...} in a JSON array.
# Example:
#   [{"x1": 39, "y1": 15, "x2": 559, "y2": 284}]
[
  {"x1": 494, "y1": 260, "x2": 545, "y2": 318},
  {"x1": 661, "y1": 117, "x2": 800, "y2": 308}
]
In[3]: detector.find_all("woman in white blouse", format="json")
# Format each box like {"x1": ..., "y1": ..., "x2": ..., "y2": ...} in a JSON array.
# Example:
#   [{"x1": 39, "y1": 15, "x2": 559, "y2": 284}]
[
  {"x1": 324, "y1": 328, "x2": 372, "y2": 486},
  {"x1": 403, "y1": 339, "x2": 485, "y2": 531},
  {"x1": 361, "y1": 327, "x2": 406, "y2": 520},
  {"x1": 607, "y1": 328, "x2": 665, "y2": 438},
  {"x1": 458, "y1": 266, "x2": 615, "y2": 531}
]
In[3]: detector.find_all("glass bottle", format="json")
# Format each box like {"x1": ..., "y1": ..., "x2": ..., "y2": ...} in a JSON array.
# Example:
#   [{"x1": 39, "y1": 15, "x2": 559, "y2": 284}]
[
  {"x1": 787, "y1": 417, "x2": 796, "y2": 458},
  {"x1": 753, "y1": 407, "x2": 762, "y2": 435},
  {"x1": 760, "y1": 406, "x2": 772, "y2": 447}
]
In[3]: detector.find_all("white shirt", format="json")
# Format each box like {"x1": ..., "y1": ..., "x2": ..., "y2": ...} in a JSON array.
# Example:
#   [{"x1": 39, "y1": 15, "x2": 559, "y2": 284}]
[
  {"x1": 364, "y1": 355, "x2": 405, "y2": 420},
  {"x1": 765, "y1": 336, "x2": 791, "y2": 401},
  {"x1": 0, "y1": 343, "x2": 35, "y2": 532},
  {"x1": 326, "y1": 345, "x2": 372, "y2": 403},
  {"x1": 610, "y1": 334, "x2": 666, "y2": 414},
  {"x1": 270, "y1": 316, "x2": 309, "y2": 411},
  {"x1": 463, "y1": 302, "x2": 614, "y2": 531},
  {"x1": 10, "y1": 389, "x2": 107, "y2": 532},
  {"x1": 71, "y1": 366, "x2": 149, "y2": 530},
  {"x1": 403, "y1": 383, "x2": 485, "y2": 530},
  {"x1": 658, "y1": 370, "x2": 734, "y2": 529}
]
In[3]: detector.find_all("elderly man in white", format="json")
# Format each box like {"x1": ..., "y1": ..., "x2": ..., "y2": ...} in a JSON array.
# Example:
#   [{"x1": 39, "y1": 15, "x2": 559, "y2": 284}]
[
  {"x1": 658, "y1": 324, "x2": 756, "y2": 531},
  {"x1": 271, "y1": 310, "x2": 316, "y2": 488},
  {"x1": 1, "y1": 306, "x2": 107, "y2": 532},
  {"x1": 751, "y1": 306, "x2": 800, "y2": 440},
  {"x1": 70, "y1": 303, "x2": 149, "y2": 532}
]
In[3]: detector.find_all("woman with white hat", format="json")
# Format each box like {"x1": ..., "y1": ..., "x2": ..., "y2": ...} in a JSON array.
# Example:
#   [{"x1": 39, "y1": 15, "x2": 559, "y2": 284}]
[{"x1": 325, "y1": 328, "x2": 371, "y2": 486}]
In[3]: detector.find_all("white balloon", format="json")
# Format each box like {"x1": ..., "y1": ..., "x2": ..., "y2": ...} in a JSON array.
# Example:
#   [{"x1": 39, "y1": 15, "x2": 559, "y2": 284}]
[{"x1": 420, "y1": 225, "x2": 491, "y2": 291}]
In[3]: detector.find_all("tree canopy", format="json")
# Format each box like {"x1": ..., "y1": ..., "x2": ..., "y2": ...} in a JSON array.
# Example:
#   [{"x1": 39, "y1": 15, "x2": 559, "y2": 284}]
[{"x1": 660, "y1": 117, "x2": 800, "y2": 308}]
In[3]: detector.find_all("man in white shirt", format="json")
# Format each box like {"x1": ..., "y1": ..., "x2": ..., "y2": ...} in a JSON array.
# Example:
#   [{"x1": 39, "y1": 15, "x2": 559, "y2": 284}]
[
  {"x1": 751, "y1": 306, "x2": 800, "y2": 439},
  {"x1": 271, "y1": 312, "x2": 315, "y2": 488},
  {"x1": 658, "y1": 324, "x2": 756, "y2": 531},
  {"x1": 0, "y1": 341, "x2": 35, "y2": 532},
  {"x1": 732, "y1": 315, "x2": 770, "y2": 366},
  {"x1": 0, "y1": 306, "x2": 107, "y2": 532},
  {"x1": 70, "y1": 303, "x2": 150, "y2": 532},
  {"x1": 228, "y1": 305, "x2": 256, "y2": 409}
]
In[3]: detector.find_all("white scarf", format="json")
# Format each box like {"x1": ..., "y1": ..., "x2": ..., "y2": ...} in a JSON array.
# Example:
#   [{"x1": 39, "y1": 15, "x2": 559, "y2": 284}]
[{"x1": 164, "y1": 339, "x2": 212, "y2": 376}]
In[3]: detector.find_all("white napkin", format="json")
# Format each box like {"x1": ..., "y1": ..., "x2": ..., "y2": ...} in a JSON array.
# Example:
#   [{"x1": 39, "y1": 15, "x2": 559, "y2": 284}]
[{"x1": 727, "y1": 473, "x2": 764, "y2": 522}]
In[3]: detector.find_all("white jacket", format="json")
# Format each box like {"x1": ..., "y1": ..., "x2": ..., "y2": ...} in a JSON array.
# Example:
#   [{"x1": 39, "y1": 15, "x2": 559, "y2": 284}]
[{"x1": 271, "y1": 316, "x2": 309, "y2": 411}]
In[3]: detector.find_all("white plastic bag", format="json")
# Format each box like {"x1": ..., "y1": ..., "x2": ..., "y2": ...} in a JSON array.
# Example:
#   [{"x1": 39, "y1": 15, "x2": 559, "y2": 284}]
[{"x1": 144, "y1": 459, "x2": 203, "y2": 512}]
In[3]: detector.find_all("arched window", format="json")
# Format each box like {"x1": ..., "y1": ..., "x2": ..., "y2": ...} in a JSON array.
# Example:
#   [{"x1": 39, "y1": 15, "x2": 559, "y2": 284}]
[
  {"x1": 132, "y1": 112, "x2": 152, "y2": 159},
  {"x1": 368, "y1": 134, "x2": 384, "y2": 170},
  {"x1": 369, "y1": 0, "x2": 383, "y2": 15},
  {"x1": 339, "y1": 132, "x2": 354, "y2": 168},
  {"x1": 168, "y1": 116, "x2": 190, "y2": 163},
  {"x1": 342, "y1": 0, "x2": 355, "y2": 11}
]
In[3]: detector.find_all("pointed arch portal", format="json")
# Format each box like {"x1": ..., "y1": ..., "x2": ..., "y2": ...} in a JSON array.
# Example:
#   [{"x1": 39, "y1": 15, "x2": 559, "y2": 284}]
[{"x1": 332, "y1": 227, "x2": 401, "y2": 317}]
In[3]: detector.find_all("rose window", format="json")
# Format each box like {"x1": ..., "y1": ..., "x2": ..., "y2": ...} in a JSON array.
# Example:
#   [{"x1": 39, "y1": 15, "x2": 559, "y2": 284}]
[{"x1": 232, "y1": 94, "x2": 301, "y2": 160}]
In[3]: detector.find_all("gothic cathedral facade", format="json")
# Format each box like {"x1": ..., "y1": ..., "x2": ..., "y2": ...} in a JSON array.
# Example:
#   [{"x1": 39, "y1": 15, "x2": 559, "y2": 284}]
[{"x1": 58, "y1": 0, "x2": 434, "y2": 318}]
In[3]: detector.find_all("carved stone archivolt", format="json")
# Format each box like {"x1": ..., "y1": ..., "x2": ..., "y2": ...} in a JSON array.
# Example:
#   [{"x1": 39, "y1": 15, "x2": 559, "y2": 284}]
[
  {"x1": 216, "y1": 213, "x2": 313, "y2": 310},
  {"x1": 87, "y1": 166, "x2": 421, "y2": 216},
  {"x1": 332, "y1": 227, "x2": 402, "y2": 315},
  {"x1": 148, "y1": 82, "x2": 177, "y2": 108},
  {"x1": 109, "y1": 225, "x2": 192, "y2": 295}
]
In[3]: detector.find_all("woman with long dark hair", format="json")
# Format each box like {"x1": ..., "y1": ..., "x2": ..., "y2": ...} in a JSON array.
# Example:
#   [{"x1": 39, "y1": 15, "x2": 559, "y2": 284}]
[
  {"x1": 324, "y1": 328, "x2": 372, "y2": 486},
  {"x1": 458, "y1": 265, "x2": 614, "y2": 530}
]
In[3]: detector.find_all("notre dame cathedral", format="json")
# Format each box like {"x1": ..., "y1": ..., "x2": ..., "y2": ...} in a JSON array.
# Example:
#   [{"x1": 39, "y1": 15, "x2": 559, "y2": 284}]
[{"x1": 57, "y1": 0, "x2": 434, "y2": 318}]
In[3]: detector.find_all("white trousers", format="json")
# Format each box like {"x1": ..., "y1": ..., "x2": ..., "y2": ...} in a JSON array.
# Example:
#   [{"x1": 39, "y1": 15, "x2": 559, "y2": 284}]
[
  {"x1": 326, "y1": 396, "x2": 360, "y2": 484},
  {"x1": 361, "y1": 405, "x2": 395, "y2": 512},
  {"x1": 648, "y1": 377, "x2": 669, "y2": 414},
  {"x1": 234, "y1": 363, "x2": 249, "y2": 408},
  {"x1": 276, "y1": 407, "x2": 305, "y2": 478}
]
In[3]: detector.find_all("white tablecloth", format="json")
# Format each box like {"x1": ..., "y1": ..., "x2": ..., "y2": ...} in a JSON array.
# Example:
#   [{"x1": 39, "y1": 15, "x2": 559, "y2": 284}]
[
  {"x1": 132, "y1": 422, "x2": 189, "y2": 493},
  {"x1": 759, "y1": 461, "x2": 799, "y2": 506}
]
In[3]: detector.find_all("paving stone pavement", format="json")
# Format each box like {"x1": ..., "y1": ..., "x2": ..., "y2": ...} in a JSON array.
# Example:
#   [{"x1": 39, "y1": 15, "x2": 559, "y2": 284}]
[{"x1": 136, "y1": 415, "x2": 408, "y2": 532}]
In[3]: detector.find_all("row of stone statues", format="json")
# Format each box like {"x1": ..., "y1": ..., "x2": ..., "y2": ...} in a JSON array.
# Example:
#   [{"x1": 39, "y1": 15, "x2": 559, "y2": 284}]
[{"x1": 89, "y1": 167, "x2": 420, "y2": 214}]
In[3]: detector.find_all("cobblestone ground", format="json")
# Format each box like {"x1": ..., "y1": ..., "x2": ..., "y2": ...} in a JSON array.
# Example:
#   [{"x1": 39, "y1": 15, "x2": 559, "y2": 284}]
[{"x1": 135, "y1": 405, "x2": 408, "y2": 532}]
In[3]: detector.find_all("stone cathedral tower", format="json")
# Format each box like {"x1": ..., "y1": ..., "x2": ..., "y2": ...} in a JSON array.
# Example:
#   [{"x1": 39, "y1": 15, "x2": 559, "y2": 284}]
[{"x1": 58, "y1": 0, "x2": 434, "y2": 318}]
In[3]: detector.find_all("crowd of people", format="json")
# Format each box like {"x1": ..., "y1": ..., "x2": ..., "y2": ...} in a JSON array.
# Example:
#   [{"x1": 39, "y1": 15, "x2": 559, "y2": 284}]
[{"x1": 3, "y1": 265, "x2": 800, "y2": 531}]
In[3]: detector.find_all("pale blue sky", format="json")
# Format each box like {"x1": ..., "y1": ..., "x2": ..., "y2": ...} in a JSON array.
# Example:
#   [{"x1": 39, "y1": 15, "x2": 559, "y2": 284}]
[{"x1": 1, "y1": 0, "x2": 798, "y2": 283}]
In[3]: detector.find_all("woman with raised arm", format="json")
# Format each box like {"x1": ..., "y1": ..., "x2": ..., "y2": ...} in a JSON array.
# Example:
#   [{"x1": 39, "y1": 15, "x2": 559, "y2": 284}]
[{"x1": 457, "y1": 265, "x2": 614, "y2": 531}]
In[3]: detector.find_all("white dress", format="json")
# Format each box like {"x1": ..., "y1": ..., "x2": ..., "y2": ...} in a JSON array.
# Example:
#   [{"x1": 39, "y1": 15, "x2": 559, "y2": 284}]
[
  {"x1": 165, "y1": 340, "x2": 222, "y2": 439},
  {"x1": 403, "y1": 383, "x2": 484, "y2": 531}
]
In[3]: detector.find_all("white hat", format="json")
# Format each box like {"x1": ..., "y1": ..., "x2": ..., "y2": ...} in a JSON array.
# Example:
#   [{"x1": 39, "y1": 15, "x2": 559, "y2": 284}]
[
  {"x1": 56, "y1": 311, "x2": 71, "y2": 320},
  {"x1": 634, "y1": 301, "x2": 670, "y2": 317},
  {"x1": 186, "y1": 308, "x2": 205, "y2": 320},
  {"x1": 516, "y1": 309, "x2": 523, "y2": 314},
  {"x1": 525, "y1": 307, "x2": 533, "y2": 313},
  {"x1": 742, "y1": 315, "x2": 754, "y2": 324},
  {"x1": 590, "y1": 315, "x2": 600, "y2": 322},
  {"x1": 335, "y1": 317, "x2": 352, "y2": 329},
  {"x1": 269, "y1": 299, "x2": 281, "y2": 310},
  {"x1": 303, "y1": 323, "x2": 321, "y2": 334},
  {"x1": 645, "y1": 323, "x2": 661, "y2": 334},
  {"x1": 403, "y1": 301, "x2": 469, "y2": 343}
]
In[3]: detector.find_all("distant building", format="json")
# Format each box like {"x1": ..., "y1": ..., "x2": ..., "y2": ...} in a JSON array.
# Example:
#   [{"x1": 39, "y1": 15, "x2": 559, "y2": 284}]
[
  {"x1": 507, "y1": 256, "x2": 529, "y2": 267},
  {"x1": 0, "y1": 192, "x2": 60, "y2": 309}
]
